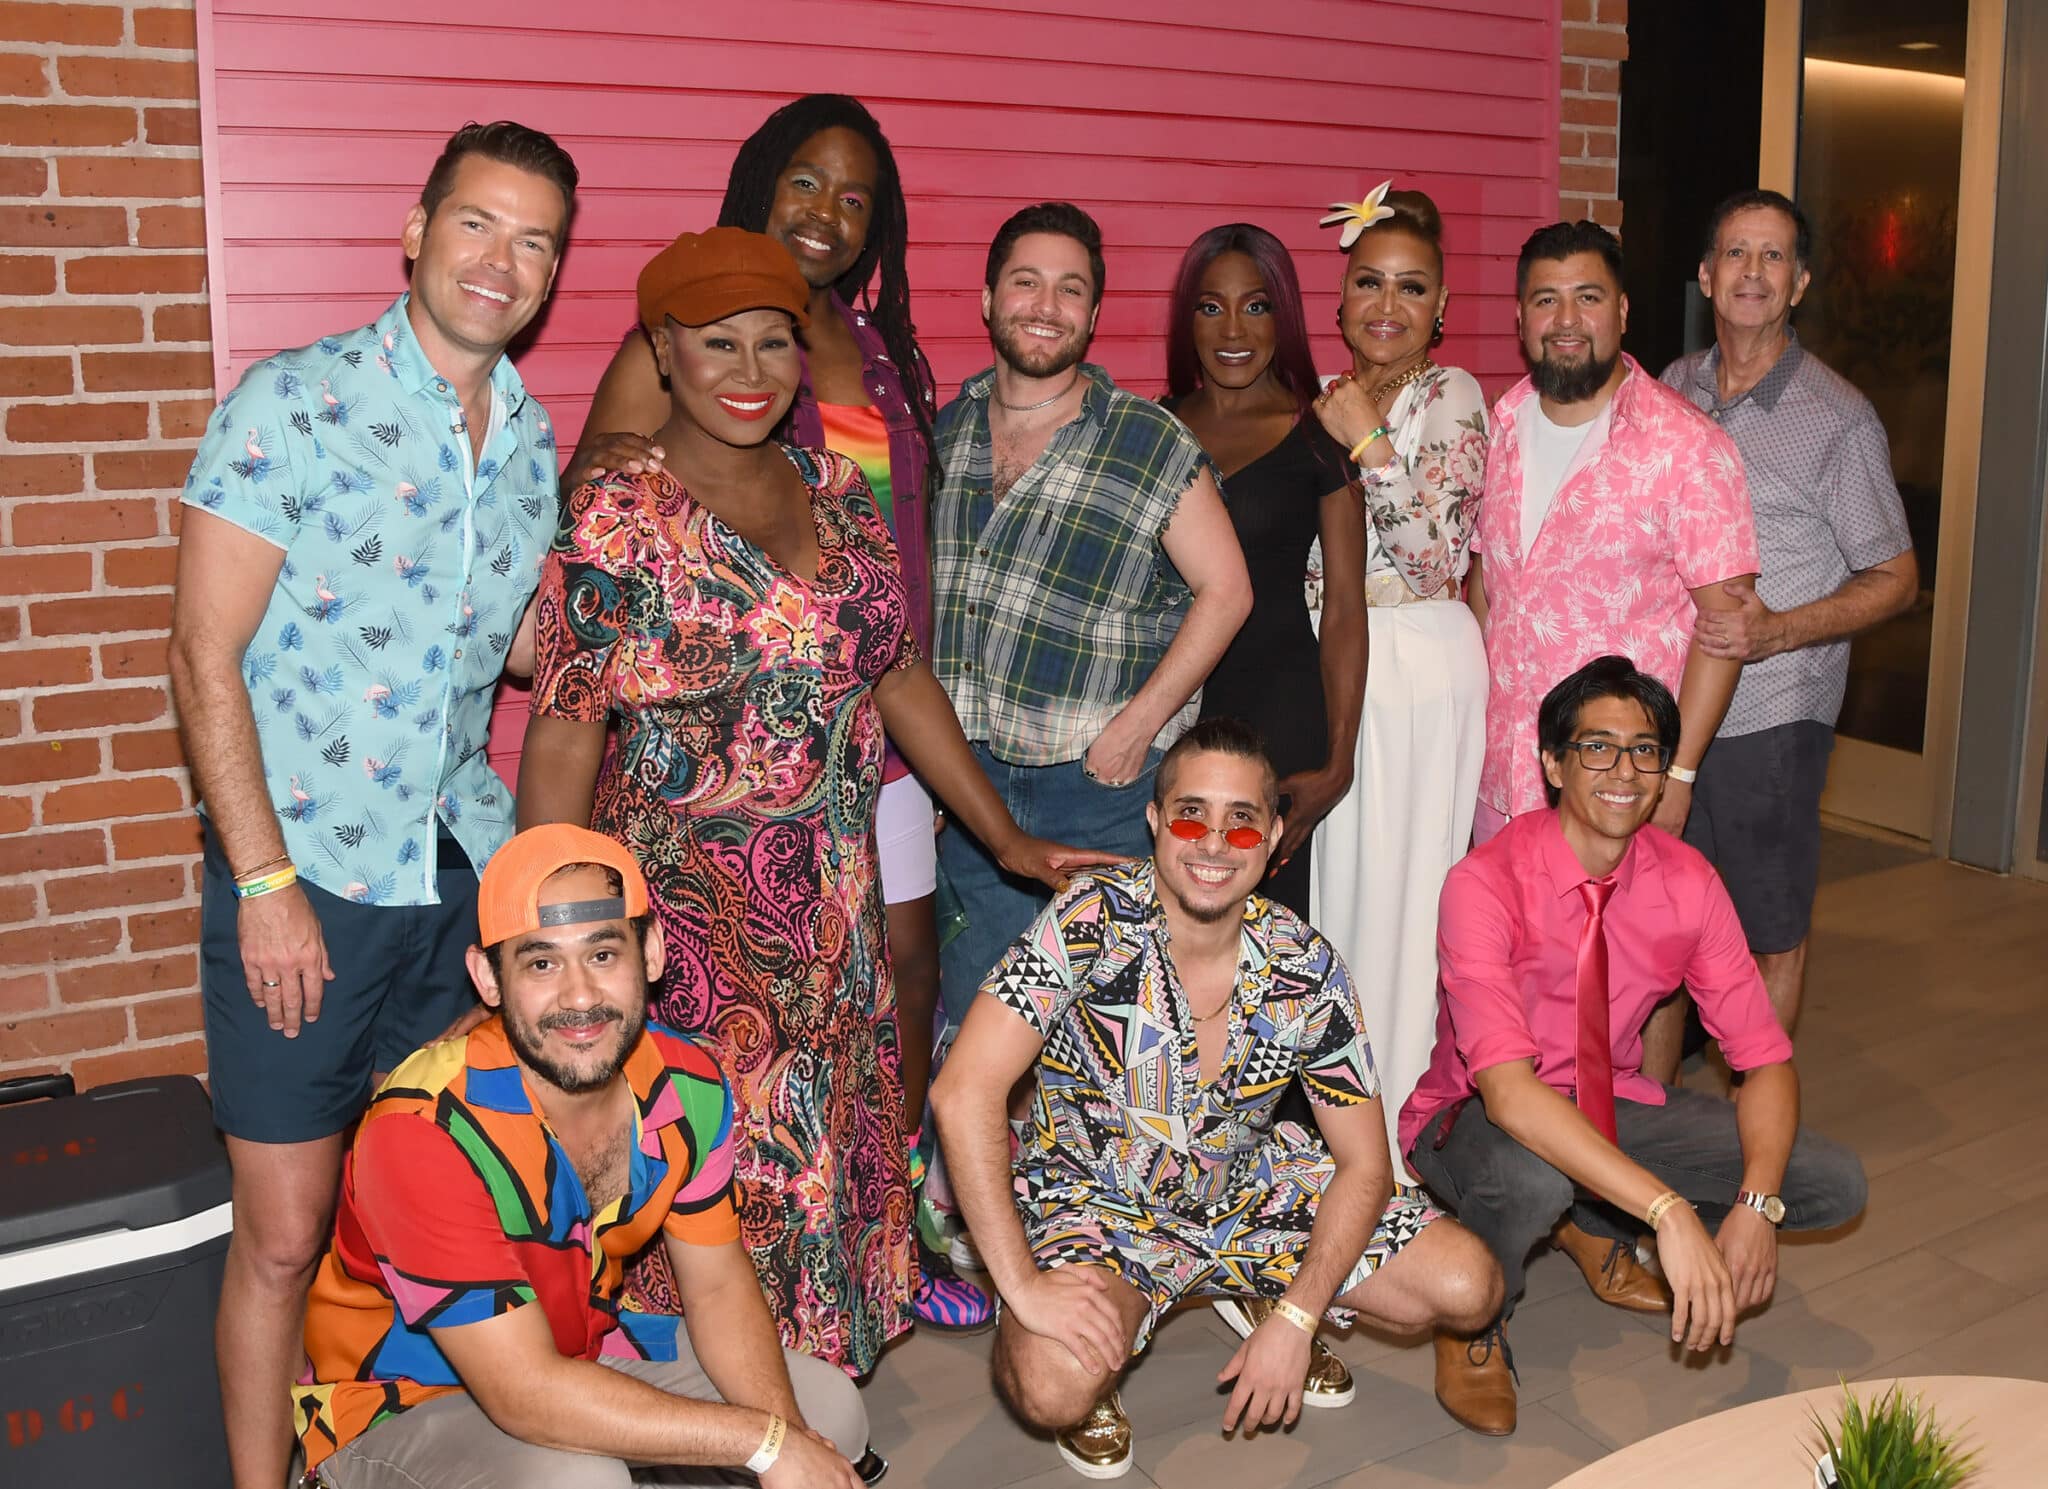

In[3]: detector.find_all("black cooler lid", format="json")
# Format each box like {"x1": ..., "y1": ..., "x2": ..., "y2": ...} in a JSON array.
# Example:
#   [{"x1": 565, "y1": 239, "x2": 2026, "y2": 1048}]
[{"x1": 0, "y1": 1075, "x2": 230, "y2": 1253}]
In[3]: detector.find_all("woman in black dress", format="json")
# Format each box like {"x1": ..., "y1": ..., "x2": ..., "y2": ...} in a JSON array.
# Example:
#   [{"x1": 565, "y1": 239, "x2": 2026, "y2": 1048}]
[{"x1": 1163, "y1": 224, "x2": 1367, "y2": 917}]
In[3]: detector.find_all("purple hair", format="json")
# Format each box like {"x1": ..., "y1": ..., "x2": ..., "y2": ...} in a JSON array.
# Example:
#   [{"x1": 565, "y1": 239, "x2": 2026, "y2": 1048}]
[{"x1": 1165, "y1": 223, "x2": 1321, "y2": 421}]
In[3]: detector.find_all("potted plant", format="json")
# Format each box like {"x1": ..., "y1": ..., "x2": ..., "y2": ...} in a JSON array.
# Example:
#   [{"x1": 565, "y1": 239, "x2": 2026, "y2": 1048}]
[{"x1": 1811, "y1": 1381, "x2": 1979, "y2": 1488}]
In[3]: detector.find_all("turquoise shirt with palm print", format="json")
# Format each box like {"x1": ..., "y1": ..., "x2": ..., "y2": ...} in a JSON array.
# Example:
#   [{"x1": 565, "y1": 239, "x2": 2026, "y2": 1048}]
[{"x1": 181, "y1": 294, "x2": 557, "y2": 905}]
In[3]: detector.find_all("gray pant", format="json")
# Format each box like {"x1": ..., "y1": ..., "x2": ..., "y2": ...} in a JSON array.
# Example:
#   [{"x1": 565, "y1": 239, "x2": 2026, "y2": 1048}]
[
  {"x1": 317, "y1": 1345, "x2": 867, "y2": 1488},
  {"x1": 1407, "y1": 1085, "x2": 1867, "y2": 1321}
]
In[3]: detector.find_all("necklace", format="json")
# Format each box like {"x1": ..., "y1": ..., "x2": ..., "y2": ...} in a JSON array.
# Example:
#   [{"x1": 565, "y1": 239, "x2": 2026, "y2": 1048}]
[
  {"x1": 1363, "y1": 357, "x2": 1435, "y2": 408},
  {"x1": 993, "y1": 371, "x2": 1081, "y2": 413},
  {"x1": 1190, "y1": 997, "x2": 1232, "y2": 1025}
]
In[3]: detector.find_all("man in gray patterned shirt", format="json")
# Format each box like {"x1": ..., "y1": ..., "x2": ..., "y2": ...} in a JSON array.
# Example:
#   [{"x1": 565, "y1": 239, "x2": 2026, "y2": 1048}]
[{"x1": 1657, "y1": 189, "x2": 1916, "y2": 1054}]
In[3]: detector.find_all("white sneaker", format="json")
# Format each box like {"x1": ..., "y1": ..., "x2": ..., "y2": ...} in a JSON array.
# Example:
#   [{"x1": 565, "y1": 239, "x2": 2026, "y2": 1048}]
[{"x1": 948, "y1": 1227, "x2": 984, "y2": 1274}]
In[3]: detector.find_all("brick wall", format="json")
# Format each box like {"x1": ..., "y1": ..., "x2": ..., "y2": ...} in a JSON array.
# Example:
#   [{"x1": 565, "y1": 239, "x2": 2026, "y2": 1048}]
[
  {"x1": 0, "y1": 0, "x2": 210, "y2": 1088},
  {"x1": 0, "y1": 1, "x2": 1626, "y2": 1091},
  {"x1": 1561, "y1": 0, "x2": 1628, "y2": 226}
]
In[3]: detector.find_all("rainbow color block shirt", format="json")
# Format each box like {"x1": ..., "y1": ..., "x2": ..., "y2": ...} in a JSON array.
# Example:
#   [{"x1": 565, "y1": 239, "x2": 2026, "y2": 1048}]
[{"x1": 293, "y1": 1016, "x2": 738, "y2": 1473}]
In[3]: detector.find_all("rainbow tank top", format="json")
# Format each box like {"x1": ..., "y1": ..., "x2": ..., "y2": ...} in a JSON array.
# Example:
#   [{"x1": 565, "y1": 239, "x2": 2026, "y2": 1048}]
[{"x1": 816, "y1": 400, "x2": 894, "y2": 532}]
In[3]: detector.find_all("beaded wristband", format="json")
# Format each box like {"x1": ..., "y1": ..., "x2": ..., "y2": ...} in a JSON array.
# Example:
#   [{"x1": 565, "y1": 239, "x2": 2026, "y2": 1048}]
[
  {"x1": 233, "y1": 865, "x2": 299, "y2": 901},
  {"x1": 1348, "y1": 426, "x2": 1390, "y2": 463},
  {"x1": 745, "y1": 1414, "x2": 787, "y2": 1474},
  {"x1": 1644, "y1": 1190, "x2": 1687, "y2": 1229},
  {"x1": 1271, "y1": 1299, "x2": 1318, "y2": 1336}
]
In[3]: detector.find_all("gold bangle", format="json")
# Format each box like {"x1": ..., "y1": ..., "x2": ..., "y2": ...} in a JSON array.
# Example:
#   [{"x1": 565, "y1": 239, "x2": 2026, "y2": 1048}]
[
  {"x1": 1271, "y1": 1299, "x2": 1318, "y2": 1336},
  {"x1": 1644, "y1": 1190, "x2": 1688, "y2": 1229},
  {"x1": 744, "y1": 1413, "x2": 786, "y2": 1474},
  {"x1": 233, "y1": 853, "x2": 291, "y2": 883}
]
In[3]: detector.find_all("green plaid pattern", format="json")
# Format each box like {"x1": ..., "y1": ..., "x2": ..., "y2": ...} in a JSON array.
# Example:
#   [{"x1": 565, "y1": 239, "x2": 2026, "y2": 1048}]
[{"x1": 931, "y1": 364, "x2": 1214, "y2": 765}]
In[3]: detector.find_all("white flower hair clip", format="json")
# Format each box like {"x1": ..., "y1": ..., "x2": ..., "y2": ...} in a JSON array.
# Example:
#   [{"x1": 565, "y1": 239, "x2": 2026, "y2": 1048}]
[{"x1": 1320, "y1": 180, "x2": 1396, "y2": 249}]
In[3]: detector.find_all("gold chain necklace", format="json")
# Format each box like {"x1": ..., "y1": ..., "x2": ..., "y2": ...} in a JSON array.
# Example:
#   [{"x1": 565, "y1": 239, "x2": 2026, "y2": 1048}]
[{"x1": 1363, "y1": 357, "x2": 1435, "y2": 408}]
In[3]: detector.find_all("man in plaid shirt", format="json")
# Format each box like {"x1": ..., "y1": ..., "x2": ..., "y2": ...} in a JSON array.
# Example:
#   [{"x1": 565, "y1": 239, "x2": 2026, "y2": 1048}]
[{"x1": 929, "y1": 202, "x2": 1251, "y2": 1027}]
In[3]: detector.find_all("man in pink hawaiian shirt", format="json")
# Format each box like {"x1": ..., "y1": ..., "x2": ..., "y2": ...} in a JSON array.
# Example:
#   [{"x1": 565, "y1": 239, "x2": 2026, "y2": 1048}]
[{"x1": 1469, "y1": 221, "x2": 1759, "y2": 853}]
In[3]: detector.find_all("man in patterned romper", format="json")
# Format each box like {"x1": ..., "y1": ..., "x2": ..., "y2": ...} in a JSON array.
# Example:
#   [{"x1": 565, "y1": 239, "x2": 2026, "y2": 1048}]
[{"x1": 932, "y1": 718, "x2": 1502, "y2": 1479}]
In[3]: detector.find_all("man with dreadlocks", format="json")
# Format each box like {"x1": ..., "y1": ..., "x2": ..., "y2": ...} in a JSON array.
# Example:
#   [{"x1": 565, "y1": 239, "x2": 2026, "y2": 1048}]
[{"x1": 558, "y1": 95, "x2": 997, "y2": 1338}]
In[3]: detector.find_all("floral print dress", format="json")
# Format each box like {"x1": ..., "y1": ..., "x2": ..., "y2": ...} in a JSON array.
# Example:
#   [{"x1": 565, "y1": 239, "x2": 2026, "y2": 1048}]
[{"x1": 530, "y1": 446, "x2": 915, "y2": 1373}]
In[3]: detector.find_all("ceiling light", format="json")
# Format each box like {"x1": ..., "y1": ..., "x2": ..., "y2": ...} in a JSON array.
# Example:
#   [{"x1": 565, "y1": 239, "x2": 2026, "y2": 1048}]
[{"x1": 1898, "y1": 41, "x2": 1940, "y2": 50}]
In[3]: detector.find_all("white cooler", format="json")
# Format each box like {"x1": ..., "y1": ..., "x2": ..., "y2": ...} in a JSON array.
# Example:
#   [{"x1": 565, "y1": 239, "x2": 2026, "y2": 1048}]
[{"x1": 0, "y1": 1073, "x2": 232, "y2": 1489}]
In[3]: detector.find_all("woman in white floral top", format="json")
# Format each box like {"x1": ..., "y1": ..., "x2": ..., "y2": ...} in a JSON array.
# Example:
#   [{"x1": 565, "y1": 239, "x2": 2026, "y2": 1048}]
[{"x1": 1305, "y1": 188, "x2": 1490, "y2": 1164}]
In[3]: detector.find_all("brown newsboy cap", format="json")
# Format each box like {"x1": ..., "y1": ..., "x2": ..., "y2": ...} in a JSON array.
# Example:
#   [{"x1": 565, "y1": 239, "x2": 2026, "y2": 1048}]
[{"x1": 636, "y1": 227, "x2": 811, "y2": 334}]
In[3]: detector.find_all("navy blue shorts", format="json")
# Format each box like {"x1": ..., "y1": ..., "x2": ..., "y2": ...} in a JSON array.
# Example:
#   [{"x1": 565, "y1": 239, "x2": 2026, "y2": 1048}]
[
  {"x1": 199, "y1": 823, "x2": 483, "y2": 1143},
  {"x1": 1684, "y1": 722, "x2": 1835, "y2": 955}
]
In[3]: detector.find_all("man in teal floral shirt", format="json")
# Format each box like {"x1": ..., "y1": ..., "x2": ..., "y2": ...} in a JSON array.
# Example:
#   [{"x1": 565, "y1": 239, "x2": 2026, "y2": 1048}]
[{"x1": 167, "y1": 121, "x2": 576, "y2": 1489}]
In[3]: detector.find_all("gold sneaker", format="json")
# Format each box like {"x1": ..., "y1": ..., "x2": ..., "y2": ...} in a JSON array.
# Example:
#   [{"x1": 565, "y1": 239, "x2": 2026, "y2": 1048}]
[
  {"x1": 1212, "y1": 1296, "x2": 1357, "y2": 1407},
  {"x1": 1055, "y1": 1390, "x2": 1133, "y2": 1479}
]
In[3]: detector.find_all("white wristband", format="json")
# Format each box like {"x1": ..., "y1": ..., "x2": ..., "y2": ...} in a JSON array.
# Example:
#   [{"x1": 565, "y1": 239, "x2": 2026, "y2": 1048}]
[
  {"x1": 745, "y1": 1414, "x2": 786, "y2": 1474},
  {"x1": 1666, "y1": 763, "x2": 1698, "y2": 784}
]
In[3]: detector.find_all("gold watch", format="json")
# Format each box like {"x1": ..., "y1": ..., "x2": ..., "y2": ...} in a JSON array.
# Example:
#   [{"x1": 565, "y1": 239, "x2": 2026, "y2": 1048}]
[{"x1": 1735, "y1": 1189, "x2": 1786, "y2": 1225}]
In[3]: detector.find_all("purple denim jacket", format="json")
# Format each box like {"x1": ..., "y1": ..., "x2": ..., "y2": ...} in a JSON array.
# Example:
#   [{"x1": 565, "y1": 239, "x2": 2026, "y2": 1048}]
[{"x1": 782, "y1": 293, "x2": 936, "y2": 658}]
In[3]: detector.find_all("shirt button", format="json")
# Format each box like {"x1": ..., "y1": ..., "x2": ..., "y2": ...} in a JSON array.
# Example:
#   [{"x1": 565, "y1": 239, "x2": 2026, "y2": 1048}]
[
  {"x1": 453, "y1": 648, "x2": 463, "y2": 660},
  {"x1": 977, "y1": 546, "x2": 989, "y2": 557},
  {"x1": 965, "y1": 604, "x2": 975, "y2": 617}
]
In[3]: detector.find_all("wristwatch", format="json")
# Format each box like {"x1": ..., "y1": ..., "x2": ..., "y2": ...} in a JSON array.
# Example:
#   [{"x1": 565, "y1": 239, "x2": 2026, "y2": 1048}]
[{"x1": 1735, "y1": 1189, "x2": 1786, "y2": 1225}]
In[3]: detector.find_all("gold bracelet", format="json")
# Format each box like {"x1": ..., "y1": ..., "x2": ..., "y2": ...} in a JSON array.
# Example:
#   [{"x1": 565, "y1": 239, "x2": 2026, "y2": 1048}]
[
  {"x1": 232, "y1": 853, "x2": 291, "y2": 883},
  {"x1": 1644, "y1": 1190, "x2": 1688, "y2": 1229},
  {"x1": 1271, "y1": 1299, "x2": 1318, "y2": 1336},
  {"x1": 744, "y1": 1413, "x2": 786, "y2": 1474}
]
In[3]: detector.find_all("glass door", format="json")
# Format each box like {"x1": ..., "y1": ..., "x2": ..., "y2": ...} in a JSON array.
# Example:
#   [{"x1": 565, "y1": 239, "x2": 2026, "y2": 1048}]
[{"x1": 1758, "y1": 0, "x2": 2003, "y2": 842}]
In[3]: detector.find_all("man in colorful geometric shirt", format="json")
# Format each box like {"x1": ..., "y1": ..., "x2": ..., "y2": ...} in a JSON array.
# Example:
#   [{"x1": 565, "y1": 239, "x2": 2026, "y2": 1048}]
[
  {"x1": 167, "y1": 122, "x2": 577, "y2": 1489},
  {"x1": 297, "y1": 824, "x2": 867, "y2": 1487},
  {"x1": 933, "y1": 719, "x2": 1502, "y2": 1479}
]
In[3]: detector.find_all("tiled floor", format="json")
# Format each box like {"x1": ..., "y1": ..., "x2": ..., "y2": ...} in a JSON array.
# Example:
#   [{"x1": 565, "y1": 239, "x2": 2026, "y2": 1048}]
[{"x1": 859, "y1": 833, "x2": 2048, "y2": 1487}]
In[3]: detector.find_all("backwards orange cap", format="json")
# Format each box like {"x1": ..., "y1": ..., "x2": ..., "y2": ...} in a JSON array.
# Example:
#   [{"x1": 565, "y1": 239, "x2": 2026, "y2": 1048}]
[{"x1": 476, "y1": 823, "x2": 650, "y2": 948}]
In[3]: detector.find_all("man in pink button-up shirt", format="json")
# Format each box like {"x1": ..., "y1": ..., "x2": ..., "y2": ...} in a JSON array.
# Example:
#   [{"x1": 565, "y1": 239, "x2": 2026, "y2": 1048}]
[
  {"x1": 1468, "y1": 221, "x2": 1760, "y2": 851},
  {"x1": 1401, "y1": 658, "x2": 1864, "y2": 1435}
]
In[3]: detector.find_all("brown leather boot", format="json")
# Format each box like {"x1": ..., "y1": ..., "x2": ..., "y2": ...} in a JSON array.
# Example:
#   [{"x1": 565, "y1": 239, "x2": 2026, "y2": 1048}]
[
  {"x1": 1552, "y1": 1219, "x2": 1673, "y2": 1313},
  {"x1": 1433, "y1": 1325, "x2": 1517, "y2": 1436}
]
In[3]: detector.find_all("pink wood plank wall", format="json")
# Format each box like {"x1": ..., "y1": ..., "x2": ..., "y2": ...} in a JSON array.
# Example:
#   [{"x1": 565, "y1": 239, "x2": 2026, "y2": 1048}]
[{"x1": 196, "y1": 0, "x2": 1561, "y2": 438}]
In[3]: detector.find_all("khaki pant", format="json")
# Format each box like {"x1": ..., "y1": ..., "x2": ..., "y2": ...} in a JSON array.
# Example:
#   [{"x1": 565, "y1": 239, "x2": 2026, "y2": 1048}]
[{"x1": 317, "y1": 1344, "x2": 867, "y2": 1487}]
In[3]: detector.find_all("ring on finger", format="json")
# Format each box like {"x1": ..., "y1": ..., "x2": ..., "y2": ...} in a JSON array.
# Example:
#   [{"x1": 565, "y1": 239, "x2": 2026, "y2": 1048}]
[{"x1": 261, "y1": 977, "x2": 282, "y2": 987}]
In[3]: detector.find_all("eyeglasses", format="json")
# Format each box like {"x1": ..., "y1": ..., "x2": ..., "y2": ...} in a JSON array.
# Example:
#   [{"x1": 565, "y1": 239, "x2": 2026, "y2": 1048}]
[
  {"x1": 1558, "y1": 739, "x2": 1671, "y2": 773},
  {"x1": 1166, "y1": 818, "x2": 1267, "y2": 850}
]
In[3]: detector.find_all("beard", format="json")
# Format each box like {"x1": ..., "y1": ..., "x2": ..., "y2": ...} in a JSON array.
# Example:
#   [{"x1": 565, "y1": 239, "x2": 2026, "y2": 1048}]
[
  {"x1": 503, "y1": 996, "x2": 645, "y2": 1096},
  {"x1": 991, "y1": 314, "x2": 1089, "y2": 380},
  {"x1": 1526, "y1": 340, "x2": 1619, "y2": 404}
]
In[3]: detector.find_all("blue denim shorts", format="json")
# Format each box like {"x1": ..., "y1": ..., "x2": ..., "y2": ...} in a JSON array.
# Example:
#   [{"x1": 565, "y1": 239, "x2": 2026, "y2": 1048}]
[{"x1": 198, "y1": 822, "x2": 482, "y2": 1143}]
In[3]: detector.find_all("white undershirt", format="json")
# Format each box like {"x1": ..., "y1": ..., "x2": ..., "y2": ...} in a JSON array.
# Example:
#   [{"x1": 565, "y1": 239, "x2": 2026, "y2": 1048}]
[{"x1": 1520, "y1": 403, "x2": 1597, "y2": 556}]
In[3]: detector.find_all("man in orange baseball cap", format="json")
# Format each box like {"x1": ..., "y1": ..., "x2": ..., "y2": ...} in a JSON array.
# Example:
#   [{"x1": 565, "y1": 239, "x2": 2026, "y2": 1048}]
[{"x1": 294, "y1": 823, "x2": 869, "y2": 1488}]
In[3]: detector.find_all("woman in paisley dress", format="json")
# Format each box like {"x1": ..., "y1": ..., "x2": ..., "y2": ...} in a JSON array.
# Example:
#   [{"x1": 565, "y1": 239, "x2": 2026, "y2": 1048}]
[
  {"x1": 1305, "y1": 189, "x2": 1490, "y2": 1165},
  {"x1": 518, "y1": 229, "x2": 1104, "y2": 1377}
]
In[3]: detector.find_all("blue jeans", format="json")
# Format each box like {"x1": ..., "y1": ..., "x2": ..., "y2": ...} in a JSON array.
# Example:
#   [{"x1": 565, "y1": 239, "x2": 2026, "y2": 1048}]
[{"x1": 936, "y1": 743, "x2": 1160, "y2": 1025}]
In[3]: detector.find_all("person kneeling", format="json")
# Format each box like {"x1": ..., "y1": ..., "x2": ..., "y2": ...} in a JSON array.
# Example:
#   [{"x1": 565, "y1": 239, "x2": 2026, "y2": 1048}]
[
  {"x1": 295, "y1": 825, "x2": 867, "y2": 1488},
  {"x1": 932, "y1": 719, "x2": 1502, "y2": 1480},
  {"x1": 1401, "y1": 656, "x2": 1869, "y2": 1436}
]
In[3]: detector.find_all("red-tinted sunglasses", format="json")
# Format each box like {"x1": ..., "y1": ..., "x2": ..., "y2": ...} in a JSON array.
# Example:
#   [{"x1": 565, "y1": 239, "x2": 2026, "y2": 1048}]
[{"x1": 1166, "y1": 818, "x2": 1267, "y2": 850}]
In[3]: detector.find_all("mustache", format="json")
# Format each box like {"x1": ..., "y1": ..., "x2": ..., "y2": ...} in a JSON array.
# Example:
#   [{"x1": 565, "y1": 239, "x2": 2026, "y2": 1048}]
[{"x1": 538, "y1": 1007, "x2": 624, "y2": 1033}]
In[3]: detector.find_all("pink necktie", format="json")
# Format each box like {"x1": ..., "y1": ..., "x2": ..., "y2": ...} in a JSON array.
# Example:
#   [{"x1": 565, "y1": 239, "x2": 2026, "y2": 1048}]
[{"x1": 1574, "y1": 876, "x2": 1620, "y2": 1144}]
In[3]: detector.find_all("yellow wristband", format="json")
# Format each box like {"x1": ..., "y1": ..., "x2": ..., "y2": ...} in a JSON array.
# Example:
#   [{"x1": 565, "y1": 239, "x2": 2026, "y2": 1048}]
[
  {"x1": 1644, "y1": 1190, "x2": 1688, "y2": 1229},
  {"x1": 1348, "y1": 426, "x2": 1390, "y2": 463},
  {"x1": 745, "y1": 1413, "x2": 786, "y2": 1474},
  {"x1": 233, "y1": 865, "x2": 299, "y2": 901},
  {"x1": 1271, "y1": 1299, "x2": 1318, "y2": 1336}
]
